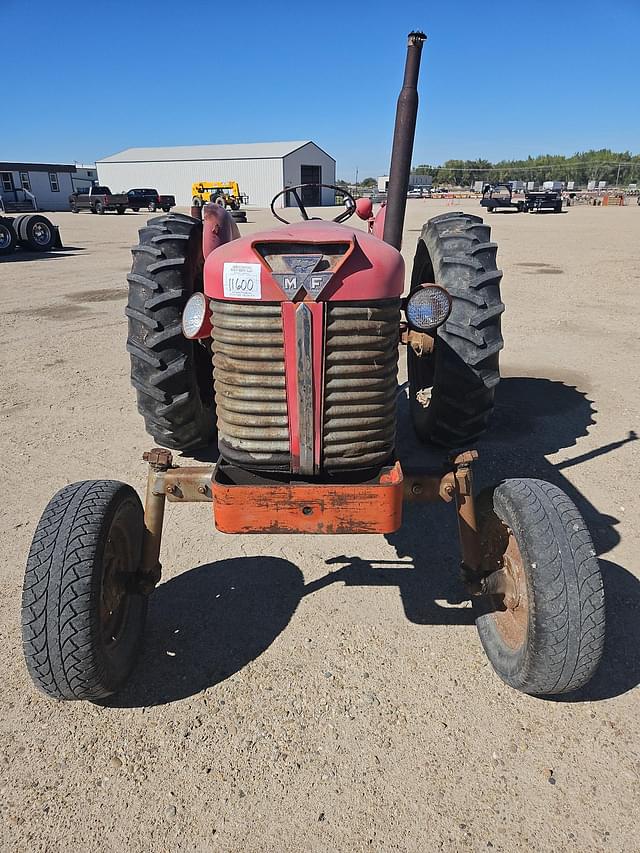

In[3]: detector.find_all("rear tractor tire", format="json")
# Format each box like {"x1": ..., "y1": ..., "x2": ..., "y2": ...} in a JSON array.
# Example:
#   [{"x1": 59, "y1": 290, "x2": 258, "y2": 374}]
[
  {"x1": 21, "y1": 480, "x2": 148, "y2": 700},
  {"x1": 126, "y1": 212, "x2": 216, "y2": 451},
  {"x1": 407, "y1": 211, "x2": 504, "y2": 447},
  {"x1": 474, "y1": 479, "x2": 605, "y2": 695}
]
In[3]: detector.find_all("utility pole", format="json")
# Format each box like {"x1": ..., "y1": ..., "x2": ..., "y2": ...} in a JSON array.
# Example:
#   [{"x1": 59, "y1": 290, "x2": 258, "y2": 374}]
[{"x1": 616, "y1": 163, "x2": 622, "y2": 188}]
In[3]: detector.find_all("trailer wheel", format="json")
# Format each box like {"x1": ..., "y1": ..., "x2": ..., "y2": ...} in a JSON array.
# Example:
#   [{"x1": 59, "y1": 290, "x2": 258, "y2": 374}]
[
  {"x1": 132, "y1": 207, "x2": 140, "y2": 212},
  {"x1": 473, "y1": 479, "x2": 605, "y2": 695},
  {"x1": 22, "y1": 480, "x2": 148, "y2": 700},
  {"x1": 16, "y1": 214, "x2": 57, "y2": 252},
  {"x1": 407, "y1": 212, "x2": 504, "y2": 446},
  {"x1": 126, "y1": 212, "x2": 216, "y2": 451},
  {"x1": 117, "y1": 206, "x2": 126, "y2": 215},
  {"x1": 162, "y1": 207, "x2": 171, "y2": 213},
  {"x1": 0, "y1": 219, "x2": 17, "y2": 255}
]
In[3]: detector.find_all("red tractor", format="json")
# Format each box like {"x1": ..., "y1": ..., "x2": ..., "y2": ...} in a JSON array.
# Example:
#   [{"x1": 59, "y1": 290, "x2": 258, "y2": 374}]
[{"x1": 22, "y1": 33, "x2": 604, "y2": 702}]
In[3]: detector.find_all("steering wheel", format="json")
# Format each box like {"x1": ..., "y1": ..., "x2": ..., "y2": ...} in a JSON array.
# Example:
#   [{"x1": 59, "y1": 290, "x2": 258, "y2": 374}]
[{"x1": 270, "y1": 183, "x2": 356, "y2": 225}]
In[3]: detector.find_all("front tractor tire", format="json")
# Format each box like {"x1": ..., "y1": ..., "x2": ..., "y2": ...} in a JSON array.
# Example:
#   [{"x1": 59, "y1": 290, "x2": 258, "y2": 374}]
[
  {"x1": 126, "y1": 212, "x2": 216, "y2": 451},
  {"x1": 408, "y1": 212, "x2": 504, "y2": 447},
  {"x1": 21, "y1": 481, "x2": 148, "y2": 700},
  {"x1": 474, "y1": 479, "x2": 605, "y2": 695}
]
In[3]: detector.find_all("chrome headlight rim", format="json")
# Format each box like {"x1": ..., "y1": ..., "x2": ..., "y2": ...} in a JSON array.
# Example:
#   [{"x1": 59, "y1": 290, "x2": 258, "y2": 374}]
[{"x1": 405, "y1": 284, "x2": 452, "y2": 331}]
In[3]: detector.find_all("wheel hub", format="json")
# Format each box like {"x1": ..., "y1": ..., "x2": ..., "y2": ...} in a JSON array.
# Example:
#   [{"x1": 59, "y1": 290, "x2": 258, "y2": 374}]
[
  {"x1": 32, "y1": 222, "x2": 51, "y2": 245},
  {"x1": 481, "y1": 520, "x2": 529, "y2": 650},
  {"x1": 100, "y1": 524, "x2": 132, "y2": 645}
]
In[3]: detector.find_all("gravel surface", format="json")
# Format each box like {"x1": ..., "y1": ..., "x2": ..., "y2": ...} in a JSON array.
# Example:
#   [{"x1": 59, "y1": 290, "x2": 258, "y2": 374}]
[{"x1": 1, "y1": 201, "x2": 639, "y2": 852}]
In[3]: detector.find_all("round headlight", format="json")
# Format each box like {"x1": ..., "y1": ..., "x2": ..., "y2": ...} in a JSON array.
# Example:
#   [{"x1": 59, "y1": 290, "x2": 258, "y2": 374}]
[
  {"x1": 406, "y1": 285, "x2": 451, "y2": 330},
  {"x1": 181, "y1": 292, "x2": 209, "y2": 339}
]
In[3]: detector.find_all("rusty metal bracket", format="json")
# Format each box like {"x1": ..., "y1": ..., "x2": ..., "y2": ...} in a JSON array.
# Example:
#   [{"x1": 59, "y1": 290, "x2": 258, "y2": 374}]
[
  {"x1": 152, "y1": 467, "x2": 215, "y2": 502},
  {"x1": 138, "y1": 448, "x2": 174, "y2": 595},
  {"x1": 450, "y1": 450, "x2": 482, "y2": 577},
  {"x1": 400, "y1": 327, "x2": 434, "y2": 357},
  {"x1": 402, "y1": 468, "x2": 455, "y2": 503}
]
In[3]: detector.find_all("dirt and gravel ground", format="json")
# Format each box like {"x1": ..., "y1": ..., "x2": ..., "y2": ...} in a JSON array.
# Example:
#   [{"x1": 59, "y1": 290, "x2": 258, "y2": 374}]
[{"x1": 1, "y1": 200, "x2": 639, "y2": 852}]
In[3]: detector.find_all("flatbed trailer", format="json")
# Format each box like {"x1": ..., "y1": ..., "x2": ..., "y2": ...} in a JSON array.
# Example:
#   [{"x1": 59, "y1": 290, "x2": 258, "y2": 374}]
[
  {"x1": 480, "y1": 184, "x2": 525, "y2": 213},
  {"x1": 524, "y1": 190, "x2": 563, "y2": 213}
]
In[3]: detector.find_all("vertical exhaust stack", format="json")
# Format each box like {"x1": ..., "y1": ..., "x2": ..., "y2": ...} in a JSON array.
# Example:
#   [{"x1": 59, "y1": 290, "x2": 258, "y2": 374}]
[{"x1": 383, "y1": 31, "x2": 427, "y2": 251}]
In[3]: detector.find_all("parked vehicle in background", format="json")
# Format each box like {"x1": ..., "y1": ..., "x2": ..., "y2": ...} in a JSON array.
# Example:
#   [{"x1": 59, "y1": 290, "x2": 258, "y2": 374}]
[
  {"x1": 481, "y1": 183, "x2": 525, "y2": 213},
  {"x1": 126, "y1": 188, "x2": 176, "y2": 213},
  {"x1": 191, "y1": 181, "x2": 248, "y2": 222},
  {"x1": 69, "y1": 186, "x2": 129, "y2": 215}
]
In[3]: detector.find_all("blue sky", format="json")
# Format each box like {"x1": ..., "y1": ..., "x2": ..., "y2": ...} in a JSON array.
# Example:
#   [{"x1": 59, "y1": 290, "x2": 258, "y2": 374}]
[{"x1": 3, "y1": 0, "x2": 638, "y2": 178}]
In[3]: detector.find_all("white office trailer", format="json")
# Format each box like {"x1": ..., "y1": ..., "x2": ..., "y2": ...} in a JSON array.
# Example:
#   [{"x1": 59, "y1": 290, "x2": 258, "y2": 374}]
[
  {"x1": 378, "y1": 173, "x2": 432, "y2": 192},
  {"x1": 543, "y1": 180, "x2": 564, "y2": 191},
  {"x1": 96, "y1": 141, "x2": 336, "y2": 208},
  {"x1": 72, "y1": 164, "x2": 98, "y2": 191},
  {"x1": 0, "y1": 161, "x2": 75, "y2": 211}
]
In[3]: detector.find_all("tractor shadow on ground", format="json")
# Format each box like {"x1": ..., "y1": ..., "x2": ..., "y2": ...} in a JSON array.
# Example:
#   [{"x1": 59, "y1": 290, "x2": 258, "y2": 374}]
[
  {"x1": 111, "y1": 556, "x2": 305, "y2": 708},
  {"x1": 111, "y1": 376, "x2": 639, "y2": 706},
  {"x1": 310, "y1": 377, "x2": 640, "y2": 701}
]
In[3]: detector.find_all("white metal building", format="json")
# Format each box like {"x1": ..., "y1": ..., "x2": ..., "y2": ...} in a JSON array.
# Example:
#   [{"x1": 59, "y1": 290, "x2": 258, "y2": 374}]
[
  {"x1": 96, "y1": 141, "x2": 336, "y2": 208},
  {"x1": 0, "y1": 161, "x2": 75, "y2": 211}
]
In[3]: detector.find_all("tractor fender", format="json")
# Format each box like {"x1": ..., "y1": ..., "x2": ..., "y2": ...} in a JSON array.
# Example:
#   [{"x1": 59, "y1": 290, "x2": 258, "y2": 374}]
[{"x1": 202, "y1": 202, "x2": 240, "y2": 259}]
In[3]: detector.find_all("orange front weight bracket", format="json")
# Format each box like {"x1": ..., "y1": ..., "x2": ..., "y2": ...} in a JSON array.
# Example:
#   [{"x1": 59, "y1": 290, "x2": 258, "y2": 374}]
[
  {"x1": 212, "y1": 462, "x2": 404, "y2": 534},
  {"x1": 143, "y1": 452, "x2": 482, "y2": 568}
]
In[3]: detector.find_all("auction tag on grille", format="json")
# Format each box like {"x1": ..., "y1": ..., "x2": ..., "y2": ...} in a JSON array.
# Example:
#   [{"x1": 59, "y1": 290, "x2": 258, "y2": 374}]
[{"x1": 223, "y1": 262, "x2": 262, "y2": 299}]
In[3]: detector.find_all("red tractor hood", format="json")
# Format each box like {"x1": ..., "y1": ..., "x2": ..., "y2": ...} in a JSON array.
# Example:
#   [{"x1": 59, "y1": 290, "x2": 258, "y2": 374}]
[{"x1": 204, "y1": 219, "x2": 404, "y2": 303}]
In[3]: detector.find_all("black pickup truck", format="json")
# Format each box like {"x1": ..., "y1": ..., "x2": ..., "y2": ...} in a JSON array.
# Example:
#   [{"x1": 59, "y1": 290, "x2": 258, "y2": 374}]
[
  {"x1": 69, "y1": 186, "x2": 129, "y2": 214},
  {"x1": 126, "y1": 188, "x2": 176, "y2": 212}
]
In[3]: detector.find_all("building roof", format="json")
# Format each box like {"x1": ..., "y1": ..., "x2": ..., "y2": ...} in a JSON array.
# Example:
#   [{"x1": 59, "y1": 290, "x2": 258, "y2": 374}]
[
  {"x1": 97, "y1": 141, "x2": 326, "y2": 164},
  {"x1": 0, "y1": 161, "x2": 76, "y2": 173}
]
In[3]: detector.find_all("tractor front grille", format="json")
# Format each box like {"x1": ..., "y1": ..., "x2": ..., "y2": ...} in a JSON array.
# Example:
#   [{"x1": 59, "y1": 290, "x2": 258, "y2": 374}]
[
  {"x1": 323, "y1": 302, "x2": 400, "y2": 470},
  {"x1": 211, "y1": 301, "x2": 290, "y2": 470},
  {"x1": 211, "y1": 298, "x2": 400, "y2": 473}
]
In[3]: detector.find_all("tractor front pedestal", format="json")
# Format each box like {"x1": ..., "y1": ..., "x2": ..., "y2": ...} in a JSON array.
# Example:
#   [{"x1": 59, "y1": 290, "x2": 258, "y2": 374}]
[{"x1": 138, "y1": 447, "x2": 486, "y2": 594}]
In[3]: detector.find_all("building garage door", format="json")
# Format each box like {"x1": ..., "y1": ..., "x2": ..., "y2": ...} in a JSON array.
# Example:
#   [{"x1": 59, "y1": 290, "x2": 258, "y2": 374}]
[{"x1": 300, "y1": 165, "x2": 321, "y2": 205}]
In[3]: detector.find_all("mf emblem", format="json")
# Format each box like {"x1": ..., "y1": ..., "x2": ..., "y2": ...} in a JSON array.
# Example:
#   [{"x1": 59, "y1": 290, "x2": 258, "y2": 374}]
[{"x1": 272, "y1": 254, "x2": 333, "y2": 300}]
